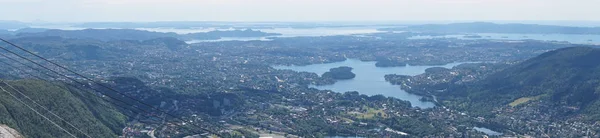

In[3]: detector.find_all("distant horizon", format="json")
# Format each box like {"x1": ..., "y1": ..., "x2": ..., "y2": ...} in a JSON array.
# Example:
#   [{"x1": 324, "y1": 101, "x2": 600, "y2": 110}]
[
  {"x1": 1, "y1": 0, "x2": 598, "y2": 23},
  {"x1": 5, "y1": 20, "x2": 600, "y2": 23},
  {"x1": 3, "y1": 20, "x2": 600, "y2": 26},
  {"x1": 3, "y1": 20, "x2": 600, "y2": 28}
]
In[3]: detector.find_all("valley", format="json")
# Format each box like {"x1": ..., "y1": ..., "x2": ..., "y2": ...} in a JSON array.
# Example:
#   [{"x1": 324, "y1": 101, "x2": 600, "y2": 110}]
[{"x1": 1, "y1": 22, "x2": 600, "y2": 137}]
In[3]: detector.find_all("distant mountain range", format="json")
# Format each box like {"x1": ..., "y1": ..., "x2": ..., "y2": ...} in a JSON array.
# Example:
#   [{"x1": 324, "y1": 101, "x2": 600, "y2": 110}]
[
  {"x1": 380, "y1": 22, "x2": 600, "y2": 34},
  {"x1": 0, "y1": 21, "x2": 28, "y2": 30}
]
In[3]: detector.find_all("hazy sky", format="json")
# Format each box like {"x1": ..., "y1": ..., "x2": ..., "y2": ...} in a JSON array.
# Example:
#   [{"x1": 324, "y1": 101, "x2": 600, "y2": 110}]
[{"x1": 1, "y1": 0, "x2": 599, "y2": 22}]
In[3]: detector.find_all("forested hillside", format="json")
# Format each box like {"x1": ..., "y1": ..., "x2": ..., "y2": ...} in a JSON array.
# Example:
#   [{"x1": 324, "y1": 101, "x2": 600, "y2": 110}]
[
  {"x1": 0, "y1": 79, "x2": 127, "y2": 137},
  {"x1": 440, "y1": 47, "x2": 600, "y2": 120}
]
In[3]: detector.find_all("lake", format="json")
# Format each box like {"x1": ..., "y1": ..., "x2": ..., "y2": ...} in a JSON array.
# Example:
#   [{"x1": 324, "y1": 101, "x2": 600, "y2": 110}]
[
  {"x1": 408, "y1": 33, "x2": 600, "y2": 45},
  {"x1": 473, "y1": 127, "x2": 503, "y2": 136},
  {"x1": 273, "y1": 59, "x2": 467, "y2": 108}
]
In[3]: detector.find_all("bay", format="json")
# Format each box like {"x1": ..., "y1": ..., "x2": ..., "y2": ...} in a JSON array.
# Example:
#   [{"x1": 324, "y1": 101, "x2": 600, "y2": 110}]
[{"x1": 273, "y1": 59, "x2": 467, "y2": 108}]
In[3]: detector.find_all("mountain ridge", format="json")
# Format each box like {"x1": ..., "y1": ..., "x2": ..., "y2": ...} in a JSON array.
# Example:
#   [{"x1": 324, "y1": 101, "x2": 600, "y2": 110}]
[{"x1": 440, "y1": 47, "x2": 600, "y2": 120}]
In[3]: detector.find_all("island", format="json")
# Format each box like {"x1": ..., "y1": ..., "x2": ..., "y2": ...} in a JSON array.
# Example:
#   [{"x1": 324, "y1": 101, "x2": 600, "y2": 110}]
[
  {"x1": 375, "y1": 59, "x2": 407, "y2": 67},
  {"x1": 322, "y1": 66, "x2": 356, "y2": 80}
]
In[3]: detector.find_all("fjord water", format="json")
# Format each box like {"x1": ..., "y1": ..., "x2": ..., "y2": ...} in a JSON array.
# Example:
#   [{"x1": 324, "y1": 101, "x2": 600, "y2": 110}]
[
  {"x1": 260, "y1": 27, "x2": 383, "y2": 37},
  {"x1": 274, "y1": 59, "x2": 466, "y2": 108},
  {"x1": 173, "y1": 27, "x2": 383, "y2": 43},
  {"x1": 184, "y1": 37, "x2": 271, "y2": 43},
  {"x1": 409, "y1": 33, "x2": 600, "y2": 44}
]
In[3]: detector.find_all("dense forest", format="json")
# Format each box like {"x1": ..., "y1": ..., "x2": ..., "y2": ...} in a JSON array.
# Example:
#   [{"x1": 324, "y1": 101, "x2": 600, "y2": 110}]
[
  {"x1": 322, "y1": 66, "x2": 356, "y2": 80},
  {"x1": 439, "y1": 47, "x2": 600, "y2": 119},
  {"x1": 0, "y1": 80, "x2": 127, "y2": 137}
]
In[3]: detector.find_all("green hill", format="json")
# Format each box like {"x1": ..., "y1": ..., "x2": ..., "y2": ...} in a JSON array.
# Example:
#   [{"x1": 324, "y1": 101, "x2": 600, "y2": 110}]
[
  {"x1": 322, "y1": 66, "x2": 356, "y2": 80},
  {"x1": 440, "y1": 47, "x2": 600, "y2": 120},
  {"x1": 0, "y1": 79, "x2": 127, "y2": 137}
]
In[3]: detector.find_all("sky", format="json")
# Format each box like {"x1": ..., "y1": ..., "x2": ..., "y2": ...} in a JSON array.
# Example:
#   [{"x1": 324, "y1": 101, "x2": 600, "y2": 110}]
[{"x1": 0, "y1": 0, "x2": 599, "y2": 22}]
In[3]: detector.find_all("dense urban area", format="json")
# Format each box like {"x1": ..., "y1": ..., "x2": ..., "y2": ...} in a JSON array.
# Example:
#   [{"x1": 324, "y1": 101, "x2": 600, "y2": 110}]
[{"x1": 1, "y1": 21, "x2": 600, "y2": 138}]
